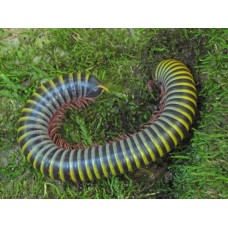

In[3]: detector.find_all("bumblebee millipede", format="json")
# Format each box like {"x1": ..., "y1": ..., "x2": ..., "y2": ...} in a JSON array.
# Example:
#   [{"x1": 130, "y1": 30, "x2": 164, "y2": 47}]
[{"x1": 18, "y1": 59, "x2": 197, "y2": 182}]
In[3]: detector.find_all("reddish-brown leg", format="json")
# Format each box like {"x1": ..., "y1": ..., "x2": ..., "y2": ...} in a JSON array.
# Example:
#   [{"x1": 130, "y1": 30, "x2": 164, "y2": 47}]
[
  {"x1": 48, "y1": 97, "x2": 95, "y2": 149},
  {"x1": 148, "y1": 81, "x2": 167, "y2": 124}
]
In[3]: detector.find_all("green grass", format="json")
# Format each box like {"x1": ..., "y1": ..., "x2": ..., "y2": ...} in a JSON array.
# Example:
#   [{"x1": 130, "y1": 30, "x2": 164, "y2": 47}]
[
  {"x1": 170, "y1": 29, "x2": 228, "y2": 198},
  {"x1": 0, "y1": 28, "x2": 227, "y2": 198}
]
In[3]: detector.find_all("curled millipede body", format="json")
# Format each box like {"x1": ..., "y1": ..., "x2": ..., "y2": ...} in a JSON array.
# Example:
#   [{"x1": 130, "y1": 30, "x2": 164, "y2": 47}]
[{"x1": 18, "y1": 59, "x2": 197, "y2": 182}]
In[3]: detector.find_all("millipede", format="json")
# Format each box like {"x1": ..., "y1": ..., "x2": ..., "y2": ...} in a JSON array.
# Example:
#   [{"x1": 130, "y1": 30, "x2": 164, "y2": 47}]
[{"x1": 18, "y1": 59, "x2": 197, "y2": 182}]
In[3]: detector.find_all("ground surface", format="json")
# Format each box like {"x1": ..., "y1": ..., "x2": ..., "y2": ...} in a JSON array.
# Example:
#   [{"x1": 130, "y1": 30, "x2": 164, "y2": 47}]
[{"x1": 0, "y1": 28, "x2": 227, "y2": 198}]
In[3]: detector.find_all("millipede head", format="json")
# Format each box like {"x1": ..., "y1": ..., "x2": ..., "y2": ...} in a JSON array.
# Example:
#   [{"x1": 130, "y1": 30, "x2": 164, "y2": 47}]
[{"x1": 86, "y1": 75, "x2": 108, "y2": 98}]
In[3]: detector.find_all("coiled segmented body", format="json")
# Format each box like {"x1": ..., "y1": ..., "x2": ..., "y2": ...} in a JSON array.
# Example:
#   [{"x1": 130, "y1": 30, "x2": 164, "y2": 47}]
[{"x1": 18, "y1": 59, "x2": 197, "y2": 182}]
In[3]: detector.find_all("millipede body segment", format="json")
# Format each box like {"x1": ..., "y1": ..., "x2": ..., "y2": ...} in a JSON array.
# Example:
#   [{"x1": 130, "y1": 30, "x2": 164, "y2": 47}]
[{"x1": 18, "y1": 60, "x2": 197, "y2": 182}]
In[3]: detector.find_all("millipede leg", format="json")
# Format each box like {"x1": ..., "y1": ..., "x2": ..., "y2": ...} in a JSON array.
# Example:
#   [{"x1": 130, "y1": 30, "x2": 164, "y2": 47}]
[
  {"x1": 148, "y1": 83, "x2": 166, "y2": 123},
  {"x1": 48, "y1": 97, "x2": 95, "y2": 149}
]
